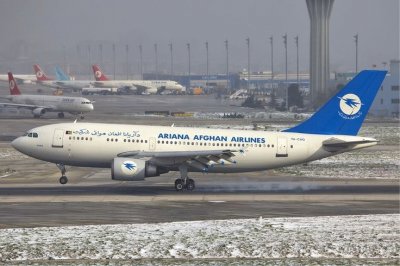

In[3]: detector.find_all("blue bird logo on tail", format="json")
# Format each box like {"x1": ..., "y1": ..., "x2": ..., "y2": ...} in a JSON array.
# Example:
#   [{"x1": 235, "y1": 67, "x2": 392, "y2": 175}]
[
  {"x1": 342, "y1": 97, "x2": 360, "y2": 109},
  {"x1": 338, "y1": 93, "x2": 363, "y2": 118}
]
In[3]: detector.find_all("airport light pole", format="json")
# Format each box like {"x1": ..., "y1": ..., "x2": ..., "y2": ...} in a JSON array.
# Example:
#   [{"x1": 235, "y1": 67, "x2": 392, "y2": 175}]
[
  {"x1": 112, "y1": 43, "x2": 116, "y2": 80},
  {"x1": 270, "y1": 36, "x2": 274, "y2": 90},
  {"x1": 139, "y1": 44, "x2": 143, "y2": 79},
  {"x1": 225, "y1": 40, "x2": 229, "y2": 91},
  {"x1": 154, "y1": 43, "x2": 158, "y2": 80},
  {"x1": 187, "y1": 43, "x2": 191, "y2": 90},
  {"x1": 354, "y1": 33, "x2": 358, "y2": 73},
  {"x1": 76, "y1": 45, "x2": 81, "y2": 72},
  {"x1": 88, "y1": 44, "x2": 92, "y2": 70},
  {"x1": 295, "y1": 36, "x2": 299, "y2": 87},
  {"x1": 126, "y1": 44, "x2": 129, "y2": 79},
  {"x1": 63, "y1": 45, "x2": 67, "y2": 74},
  {"x1": 169, "y1": 43, "x2": 173, "y2": 78},
  {"x1": 99, "y1": 44, "x2": 103, "y2": 67},
  {"x1": 246, "y1": 37, "x2": 250, "y2": 91},
  {"x1": 205, "y1": 41, "x2": 209, "y2": 89},
  {"x1": 283, "y1": 33, "x2": 288, "y2": 110}
]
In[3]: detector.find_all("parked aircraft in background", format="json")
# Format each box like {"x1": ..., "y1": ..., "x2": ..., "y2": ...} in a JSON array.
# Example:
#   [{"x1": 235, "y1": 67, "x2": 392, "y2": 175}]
[
  {"x1": 0, "y1": 72, "x2": 94, "y2": 118},
  {"x1": 34, "y1": 64, "x2": 93, "y2": 91},
  {"x1": 92, "y1": 65, "x2": 185, "y2": 94},
  {"x1": 11, "y1": 70, "x2": 386, "y2": 190},
  {"x1": 0, "y1": 74, "x2": 36, "y2": 84}
]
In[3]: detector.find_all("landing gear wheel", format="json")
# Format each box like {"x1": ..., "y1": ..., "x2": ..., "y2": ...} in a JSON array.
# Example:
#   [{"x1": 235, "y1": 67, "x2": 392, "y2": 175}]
[
  {"x1": 80, "y1": 115, "x2": 85, "y2": 120},
  {"x1": 175, "y1": 179, "x2": 184, "y2": 191},
  {"x1": 59, "y1": 176, "x2": 68, "y2": 185},
  {"x1": 186, "y1": 178, "x2": 195, "y2": 191},
  {"x1": 58, "y1": 112, "x2": 65, "y2": 119},
  {"x1": 56, "y1": 163, "x2": 67, "y2": 185}
]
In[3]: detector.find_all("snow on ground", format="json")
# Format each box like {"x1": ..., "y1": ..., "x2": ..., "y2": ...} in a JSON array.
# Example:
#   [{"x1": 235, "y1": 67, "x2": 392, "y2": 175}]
[
  {"x1": 0, "y1": 214, "x2": 398, "y2": 262},
  {"x1": 279, "y1": 149, "x2": 400, "y2": 179}
]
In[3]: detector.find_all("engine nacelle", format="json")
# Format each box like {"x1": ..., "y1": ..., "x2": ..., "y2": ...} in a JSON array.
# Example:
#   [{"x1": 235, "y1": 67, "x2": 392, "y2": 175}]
[
  {"x1": 32, "y1": 108, "x2": 46, "y2": 116},
  {"x1": 111, "y1": 158, "x2": 168, "y2": 181}
]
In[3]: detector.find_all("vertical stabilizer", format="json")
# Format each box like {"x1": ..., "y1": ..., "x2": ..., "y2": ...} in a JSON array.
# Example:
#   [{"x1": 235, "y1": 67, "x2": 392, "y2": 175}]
[
  {"x1": 33, "y1": 64, "x2": 52, "y2": 81},
  {"x1": 92, "y1": 65, "x2": 109, "y2": 81},
  {"x1": 55, "y1": 66, "x2": 70, "y2": 81},
  {"x1": 8, "y1": 72, "x2": 22, "y2": 95},
  {"x1": 284, "y1": 70, "x2": 387, "y2": 135}
]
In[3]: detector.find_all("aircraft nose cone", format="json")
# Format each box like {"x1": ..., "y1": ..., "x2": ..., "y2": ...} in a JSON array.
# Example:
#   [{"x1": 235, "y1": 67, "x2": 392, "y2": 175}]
[{"x1": 11, "y1": 137, "x2": 23, "y2": 152}]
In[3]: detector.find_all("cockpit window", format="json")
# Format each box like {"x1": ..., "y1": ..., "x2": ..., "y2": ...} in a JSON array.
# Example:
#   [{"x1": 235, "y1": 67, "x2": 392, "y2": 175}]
[
  {"x1": 26, "y1": 132, "x2": 38, "y2": 138},
  {"x1": 81, "y1": 101, "x2": 91, "y2": 104}
]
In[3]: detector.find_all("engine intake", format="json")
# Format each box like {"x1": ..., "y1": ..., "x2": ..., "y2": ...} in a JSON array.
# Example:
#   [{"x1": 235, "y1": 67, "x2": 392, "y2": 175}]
[
  {"x1": 111, "y1": 158, "x2": 168, "y2": 181},
  {"x1": 32, "y1": 108, "x2": 46, "y2": 116}
]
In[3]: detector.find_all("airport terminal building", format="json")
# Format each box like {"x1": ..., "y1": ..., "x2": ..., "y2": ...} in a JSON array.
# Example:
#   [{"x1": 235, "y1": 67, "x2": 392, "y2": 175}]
[{"x1": 370, "y1": 60, "x2": 400, "y2": 117}]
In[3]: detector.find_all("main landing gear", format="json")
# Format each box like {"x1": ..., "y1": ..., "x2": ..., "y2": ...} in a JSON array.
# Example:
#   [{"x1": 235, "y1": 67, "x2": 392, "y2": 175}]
[
  {"x1": 57, "y1": 112, "x2": 65, "y2": 119},
  {"x1": 175, "y1": 165, "x2": 195, "y2": 191},
  {"x1": 56, "y1": 163, "x2": 68, "y2": 185}
]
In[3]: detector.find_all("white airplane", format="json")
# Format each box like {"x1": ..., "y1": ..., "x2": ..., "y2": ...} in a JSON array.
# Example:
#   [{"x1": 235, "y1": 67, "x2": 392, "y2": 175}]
[
  {"x1": 33, "y1": 64, "x2": 93, "y2": 91},
  {"x1": 0, "y1": 72, "x2": 94, "y2": 118},
  {"x1": 92, "y1": 65, "x2": 185, "y2": 94},
  {"x1": 11, "y1": 70, "x2": 386, "y2": 190},
  {"x1": 0, "y1": 74, "x2": 36, "y2": 84}
]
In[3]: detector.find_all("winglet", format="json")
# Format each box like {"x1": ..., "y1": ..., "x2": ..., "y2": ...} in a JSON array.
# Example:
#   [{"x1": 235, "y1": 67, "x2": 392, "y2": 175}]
[
  {"x1": 284, "y1": 70, "x2": 387, "y2": 136},
  {"x1": 8, "y1": 72, "x2": 22, "y2": 95},
  {"x1": 92, "y1": 65, "x2": 109, "y2": 81},
  {"x1": 33, "y1": 64, "x2": 52, "y2": 81}
]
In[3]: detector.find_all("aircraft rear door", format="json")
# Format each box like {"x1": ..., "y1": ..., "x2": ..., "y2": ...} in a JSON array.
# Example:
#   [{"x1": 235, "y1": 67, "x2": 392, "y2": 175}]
[
  {"x1": 52, "y1": 129, "x2": 64, "y2": 148},
  {"x1": 276, "y1": 137, "x2": 288, "y2": 157},
  {"x1": 149, "y1": 137, "x2": 156, "y2": 151}
]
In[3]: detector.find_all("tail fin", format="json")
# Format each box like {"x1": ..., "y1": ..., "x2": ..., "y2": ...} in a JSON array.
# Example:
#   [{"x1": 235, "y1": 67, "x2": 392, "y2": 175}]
[
  {"x1": 33, "y1": 64, "x2": 52, "y2": 81},
  {"x1": 8, "y1": 72, "x2": 22, "y2": 95},
  {"x1": 284, "y1": 70, "x2": 387, "y2": 136},
  {"x1": 92, "y1": 64, "x2": 109, "y2": 81},
  {"x1": 55, "y1": 66, "x2": 70, "y2": 81}
]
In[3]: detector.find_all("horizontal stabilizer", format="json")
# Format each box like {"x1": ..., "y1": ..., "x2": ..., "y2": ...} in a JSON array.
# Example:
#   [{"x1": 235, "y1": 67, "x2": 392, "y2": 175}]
[{"x1": 322, "y1": 137, "x2": 378, "y2": 152}]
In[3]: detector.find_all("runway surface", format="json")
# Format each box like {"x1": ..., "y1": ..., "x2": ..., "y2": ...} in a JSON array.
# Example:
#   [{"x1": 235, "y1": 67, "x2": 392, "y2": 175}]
[{"x1": 0, "y1": 179, "x2": 398, "y2": 228}]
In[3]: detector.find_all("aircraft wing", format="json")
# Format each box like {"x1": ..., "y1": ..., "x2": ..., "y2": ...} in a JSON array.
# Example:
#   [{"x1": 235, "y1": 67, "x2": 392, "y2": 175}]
[
  {"x1": 117, "y1": 149, "x2": 238, "y2": 171},
  {"x1": 0, "y1": 102, "x2": 52, "y2": 111},
  {"x1": 322, "y1": 137, "x2": 378, "y2": 152}
]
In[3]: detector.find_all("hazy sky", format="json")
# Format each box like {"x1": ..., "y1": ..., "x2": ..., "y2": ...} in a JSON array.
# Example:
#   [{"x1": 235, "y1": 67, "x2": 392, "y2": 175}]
[{"x1": 0, "y1": 0, "x2": 398, "y2": 75}]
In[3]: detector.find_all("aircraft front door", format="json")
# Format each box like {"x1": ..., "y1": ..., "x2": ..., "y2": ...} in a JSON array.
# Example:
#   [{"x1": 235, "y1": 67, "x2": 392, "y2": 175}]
[
  {"x1": 149, "y1": 137, "x2": 156, "y2": 151},
  {"x1": 276, "y1": 137, "x2": 288, "y2": 157},
  {"x1": 52, "y1": 129, "x2": 64, "y2": 148}
]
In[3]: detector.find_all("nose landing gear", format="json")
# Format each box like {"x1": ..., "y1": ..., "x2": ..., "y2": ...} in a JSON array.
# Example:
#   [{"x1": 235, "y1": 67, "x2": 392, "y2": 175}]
[{"x1": 56, "y1": 163, "x2": 68, "y2": 185}]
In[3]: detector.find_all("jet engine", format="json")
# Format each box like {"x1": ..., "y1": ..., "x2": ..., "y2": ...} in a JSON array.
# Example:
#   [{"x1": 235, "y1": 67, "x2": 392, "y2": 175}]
[
  {"x1": 32, "y1": 108, "x2": 46, "y2": 116},
  {"x1": 111, "y1": 158, "x2": 168, "y2": 181}
]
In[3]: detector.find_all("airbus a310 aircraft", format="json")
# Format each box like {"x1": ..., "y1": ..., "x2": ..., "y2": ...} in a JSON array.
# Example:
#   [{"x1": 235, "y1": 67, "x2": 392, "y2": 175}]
[
  {"x1": 0, "y1": 73, "x2": 94, "y2": 118},
  {"x1": 11, "y1": 70, "x2": 386, "y2": 190}
]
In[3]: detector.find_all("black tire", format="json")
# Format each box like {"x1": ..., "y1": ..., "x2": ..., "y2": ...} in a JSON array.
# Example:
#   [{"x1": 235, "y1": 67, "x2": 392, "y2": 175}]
[
  {"x1": 58, "y1": 112, "x2": 65, "y2": 119},
  {"x1": 59, "y1": 176, "x2": 68, "y2": 185},
  {"x1": 175, "y1": 179, "x2": 184, "y2": 191},
  {"x1": 186, "y1": 179, "x2": 195, "y2": 191}
]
